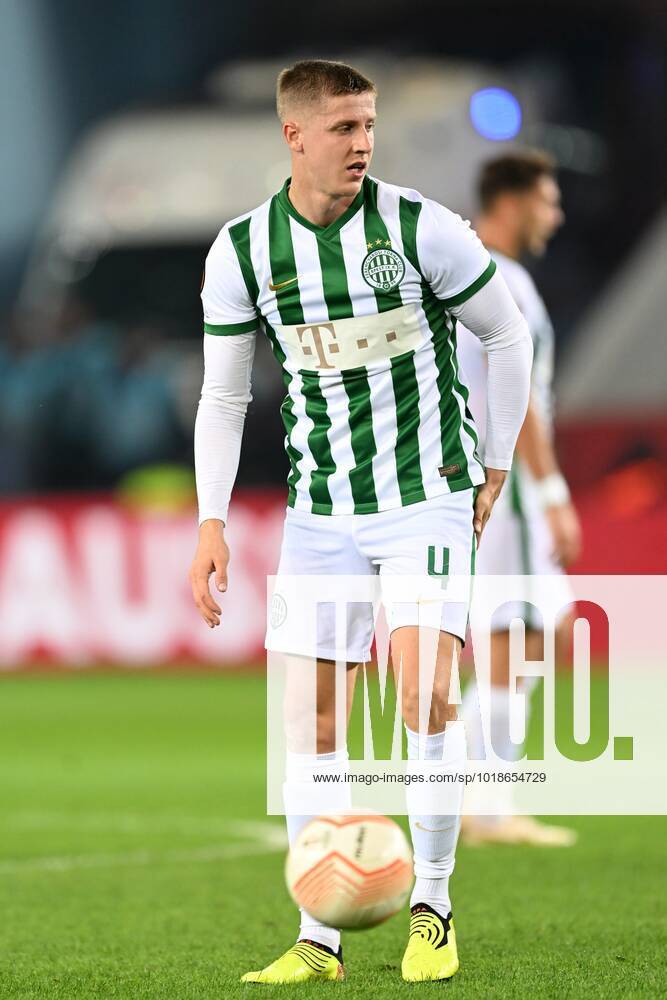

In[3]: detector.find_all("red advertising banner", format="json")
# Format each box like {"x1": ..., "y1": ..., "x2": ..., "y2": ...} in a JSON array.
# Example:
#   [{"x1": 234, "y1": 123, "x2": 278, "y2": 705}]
[
  {"x1": 0, "y1": 483, "x2": 664, "y2": 668},
  {"x1": 0, "y1": 492, "x2": 285, "y2": 668}
]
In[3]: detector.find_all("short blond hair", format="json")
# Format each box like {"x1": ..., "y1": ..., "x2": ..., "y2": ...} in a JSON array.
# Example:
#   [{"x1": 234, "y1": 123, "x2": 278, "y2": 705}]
[{"x1": 276, "y1": 59, "x2": 376, "y2": 122}]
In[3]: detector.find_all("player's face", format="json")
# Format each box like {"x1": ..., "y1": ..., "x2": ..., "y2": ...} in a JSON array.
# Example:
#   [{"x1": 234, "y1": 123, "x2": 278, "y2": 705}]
[
  {"x1": 293, "y1": 93, "x2": 376, "y2": 198},
  {"x1": 519, "y1": 175, "x2": 565, "y2": 255}
]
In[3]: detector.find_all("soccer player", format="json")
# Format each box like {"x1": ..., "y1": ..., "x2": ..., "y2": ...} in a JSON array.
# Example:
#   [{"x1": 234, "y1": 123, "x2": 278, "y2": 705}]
[
  {"x1": 189, "y1": 60, "x2": 532, "y2": 983},
  {"x1": 457, "y1": 151, "x2": 582, "y2": 845}
]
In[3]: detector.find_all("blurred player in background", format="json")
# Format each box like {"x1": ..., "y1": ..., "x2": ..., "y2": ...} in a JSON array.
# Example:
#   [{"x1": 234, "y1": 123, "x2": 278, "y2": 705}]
[
  {"x1": 190, "y1": 61, "x2": 533, "y2": 983},
  {"x1": 457, "y1": 151, "x2": 582, "y2": 846}
]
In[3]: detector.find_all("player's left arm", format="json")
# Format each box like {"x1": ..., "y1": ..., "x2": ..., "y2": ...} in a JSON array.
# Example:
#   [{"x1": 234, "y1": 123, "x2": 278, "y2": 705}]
[
  {"x1": 517, "y1": 400, "x2": 582, "y2": 566},
  {"x1": 451, "y1": 275, "x2": 532, "y2": 543},
  {"x1": 416, "y1": 201, "x2": 533, "y2": 544}
]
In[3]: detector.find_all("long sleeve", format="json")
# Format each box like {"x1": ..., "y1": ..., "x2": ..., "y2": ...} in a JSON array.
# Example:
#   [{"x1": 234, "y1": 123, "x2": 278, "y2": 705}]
[
  {"x1": 451, "y1": 271, "x2": 533, "y2": 470},
  {"x1": 413, "y1": 198, "x2": 532, "y2": 470},
  {"x1": 194, "y1": 332, "x2": 256, "y2": 525},
  {"x1": 196, "y1": 218, "x2": 260, "y2": 525}
]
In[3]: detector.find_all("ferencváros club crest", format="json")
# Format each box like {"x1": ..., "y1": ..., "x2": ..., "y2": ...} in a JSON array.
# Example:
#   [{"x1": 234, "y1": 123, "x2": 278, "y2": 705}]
[{"x1": 362, "y1": 246, "x2": 405, "y2": 291}]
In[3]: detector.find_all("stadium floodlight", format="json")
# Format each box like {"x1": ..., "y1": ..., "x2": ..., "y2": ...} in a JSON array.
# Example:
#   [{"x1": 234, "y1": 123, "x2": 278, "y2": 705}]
[{"x1": 469, "y1": 87, "x2": 522, "y2": 141}]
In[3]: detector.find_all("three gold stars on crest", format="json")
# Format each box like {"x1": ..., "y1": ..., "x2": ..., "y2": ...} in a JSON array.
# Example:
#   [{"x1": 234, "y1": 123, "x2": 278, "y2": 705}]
[{"x1": 366, "y1": 238, "x2": 392, "y2": 250}]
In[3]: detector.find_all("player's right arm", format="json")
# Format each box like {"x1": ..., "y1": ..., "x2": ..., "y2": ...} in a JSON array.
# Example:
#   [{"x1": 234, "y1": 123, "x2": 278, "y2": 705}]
[
  {"x1": 415, "y1": 199, "x2": 533, "y2": 543},
  {"x1": 189, "y1": 224, "x2": 260, "y2": 627}
]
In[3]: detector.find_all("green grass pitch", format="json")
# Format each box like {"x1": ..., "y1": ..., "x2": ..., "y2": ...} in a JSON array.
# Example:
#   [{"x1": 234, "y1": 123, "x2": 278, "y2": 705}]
[{"x1": 0, "y1": 671, "x2": 665, "y2": 998}]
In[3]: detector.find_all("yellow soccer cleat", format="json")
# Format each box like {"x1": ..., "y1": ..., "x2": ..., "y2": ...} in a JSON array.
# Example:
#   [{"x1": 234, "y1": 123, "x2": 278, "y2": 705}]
[
  {"x1": 240, "y1": 939, "x2": 345, "y2": 984},
  {"x1": 401, "y1": 904, "x2": 459, "y2": 982}
]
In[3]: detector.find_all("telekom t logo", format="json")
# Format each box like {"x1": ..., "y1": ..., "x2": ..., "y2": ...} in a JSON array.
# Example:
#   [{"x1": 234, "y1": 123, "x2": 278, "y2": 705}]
[
  {"x1": 296, "y1": 321, "x2": 400, "y2": 370},
  {"x1": 296, "y1": 323, "x2": 339, "y2": 369}
]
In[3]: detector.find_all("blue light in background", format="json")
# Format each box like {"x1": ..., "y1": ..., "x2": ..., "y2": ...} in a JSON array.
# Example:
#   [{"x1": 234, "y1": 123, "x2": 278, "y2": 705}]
[{"x1": 470, "y1": 88, "x2": 522, "y2": 141}]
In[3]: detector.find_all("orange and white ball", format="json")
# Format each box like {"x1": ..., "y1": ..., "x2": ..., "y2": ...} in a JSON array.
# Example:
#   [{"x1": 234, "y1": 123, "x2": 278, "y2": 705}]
[{"x1": 285, "y1": 813, "x2": 413, "y2": 930}]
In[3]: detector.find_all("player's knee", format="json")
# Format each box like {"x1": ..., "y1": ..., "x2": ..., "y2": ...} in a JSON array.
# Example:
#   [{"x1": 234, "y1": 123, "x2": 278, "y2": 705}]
[
  {"x1": 315, "y1": 709, "x2": 337, "y2": 754},
  {"x1": 284, "y1": 697, "x2": 314, "y2": 753},
  {"x1": 401, "y1": 684, "x2": 457, "y2": 733},
  {"x1": 426, "y1": 687, "x2": 458, "y2": 733}
]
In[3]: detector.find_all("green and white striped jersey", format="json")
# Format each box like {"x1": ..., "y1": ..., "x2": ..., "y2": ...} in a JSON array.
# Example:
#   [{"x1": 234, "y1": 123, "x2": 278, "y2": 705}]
[{"x1": 201, "y1": 175, "x2": 496, "y2": 516}]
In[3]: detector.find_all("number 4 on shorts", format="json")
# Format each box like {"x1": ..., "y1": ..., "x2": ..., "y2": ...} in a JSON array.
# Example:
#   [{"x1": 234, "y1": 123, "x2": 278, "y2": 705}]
[{"x1": 427, "y1": 545, "x2": 449, "y2": 588}]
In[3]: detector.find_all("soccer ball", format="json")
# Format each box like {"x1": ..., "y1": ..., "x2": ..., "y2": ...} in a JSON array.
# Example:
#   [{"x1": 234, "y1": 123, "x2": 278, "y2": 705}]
[{"x1": 285, "y1": 813, "x2": 413, "y2": 930}]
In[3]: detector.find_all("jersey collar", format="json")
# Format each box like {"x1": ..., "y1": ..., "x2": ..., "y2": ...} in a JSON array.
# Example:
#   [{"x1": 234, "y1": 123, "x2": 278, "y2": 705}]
[{"x1": 277, "y1": 177, "x2": 366, "y2": 238}]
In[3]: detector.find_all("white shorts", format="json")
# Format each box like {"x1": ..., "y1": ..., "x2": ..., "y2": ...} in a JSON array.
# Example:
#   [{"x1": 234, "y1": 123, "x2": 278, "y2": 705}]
[
  {"x1": 265, "y1": 491, "x2": 476, "y2": 662},
  {"x1": 473, "y1": 462, "x2": 574, "y2": 631}
]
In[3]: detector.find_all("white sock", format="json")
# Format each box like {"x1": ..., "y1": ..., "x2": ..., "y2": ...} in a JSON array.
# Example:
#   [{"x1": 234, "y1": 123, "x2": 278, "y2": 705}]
[
  {"x1": 460, "y1": 679, "x2": 485, "y2": 760},
  {"x1": 488, "y1": 684, "x2": 520, "y2": 764},
  {"x1": 283, "y1": 748, "x2": 350, "y2": 953},
  {"x1": 461, "y1": 681, "x2": 534, "y2": 823},
  {"x1": 405, "y1": 722, "x2": 466, "y2": 919}
]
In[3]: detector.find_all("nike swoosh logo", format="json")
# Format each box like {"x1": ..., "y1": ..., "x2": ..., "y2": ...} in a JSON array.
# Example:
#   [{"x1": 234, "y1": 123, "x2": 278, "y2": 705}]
[
  {"x1": 269, "y1": 276, "x2": 299, "y2": 291},
  {"x1": 415, "y1": 821, "x2": 451, "y2": 833}
]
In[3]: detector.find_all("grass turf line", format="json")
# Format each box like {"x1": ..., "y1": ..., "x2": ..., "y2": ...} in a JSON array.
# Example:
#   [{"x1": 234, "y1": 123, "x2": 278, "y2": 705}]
[{"x1": 0, "y1": 672, "x2": 665, "y2": 998}]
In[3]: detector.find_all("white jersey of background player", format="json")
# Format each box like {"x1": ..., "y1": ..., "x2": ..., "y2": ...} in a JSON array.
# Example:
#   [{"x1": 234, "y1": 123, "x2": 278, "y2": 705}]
[
  {"x1": 459, "y1": 249, "x2": 554, "y2": 449},
  {"x1": 457, "y1": 152, "x2": 582, "y2": 847}
]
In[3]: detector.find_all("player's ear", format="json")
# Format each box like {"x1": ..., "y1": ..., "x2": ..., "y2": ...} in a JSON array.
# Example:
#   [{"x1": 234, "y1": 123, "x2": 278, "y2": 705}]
[{"x1": 283, "y1": 120, "x2": 304, "y2": 153}]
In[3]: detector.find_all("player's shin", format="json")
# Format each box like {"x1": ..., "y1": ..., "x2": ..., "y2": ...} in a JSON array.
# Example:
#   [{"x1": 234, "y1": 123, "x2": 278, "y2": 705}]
[
  {"x1": 283, "y1": 747, "x2": 351, "y2": 952},
  {"x1": 405, "y1": 721, "x2": 467, "y2": 918}
]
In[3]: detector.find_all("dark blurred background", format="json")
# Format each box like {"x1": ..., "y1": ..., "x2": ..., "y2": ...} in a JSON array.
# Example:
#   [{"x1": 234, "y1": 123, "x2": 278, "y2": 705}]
[{"x1": 2, "y1": 0, "x2": 666, "y2": 491}]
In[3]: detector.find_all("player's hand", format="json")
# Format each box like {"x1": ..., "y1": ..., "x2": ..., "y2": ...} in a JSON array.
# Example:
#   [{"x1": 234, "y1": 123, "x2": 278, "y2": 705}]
[
  {"x1": 189, "y1": 519, "x2": 230, "y2": 628},
  {"x1": 546, "y1": 501, "x2": 582, "y2": 567},
  {"x1": 474, "y1": 468, "x2": 506, "y2": 548}
]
